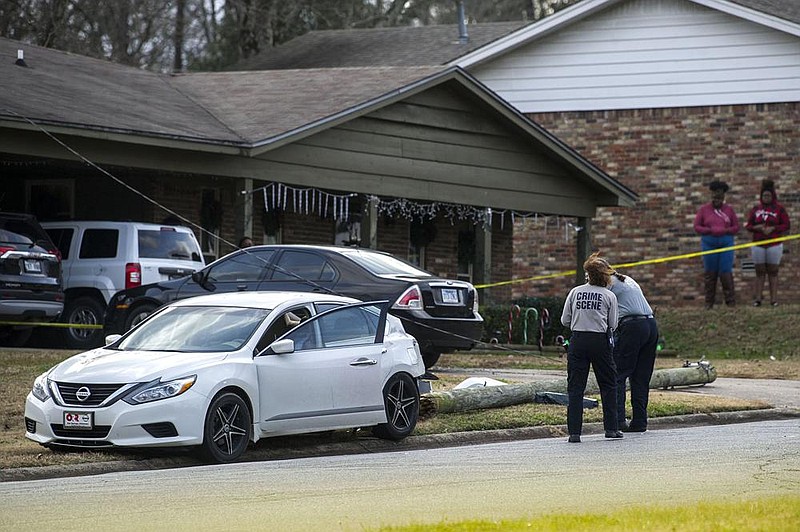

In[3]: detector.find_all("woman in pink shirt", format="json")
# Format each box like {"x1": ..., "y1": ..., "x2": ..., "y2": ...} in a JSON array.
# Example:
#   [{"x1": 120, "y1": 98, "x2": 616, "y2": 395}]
[{"x1": 693, "y1": 180, "x2": 740, "y2": 309}]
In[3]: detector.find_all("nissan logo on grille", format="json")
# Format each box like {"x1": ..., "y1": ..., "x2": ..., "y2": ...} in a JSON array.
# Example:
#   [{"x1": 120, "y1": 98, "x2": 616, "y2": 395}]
[{"x1": 75, "y1": 387, "x2": 91, "y2": 402}]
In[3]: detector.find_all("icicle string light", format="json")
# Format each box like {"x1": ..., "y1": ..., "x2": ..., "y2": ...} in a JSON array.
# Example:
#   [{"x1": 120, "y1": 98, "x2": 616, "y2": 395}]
[{"x1": 248, "y1": 183, "x2": 579, "y2": 240}]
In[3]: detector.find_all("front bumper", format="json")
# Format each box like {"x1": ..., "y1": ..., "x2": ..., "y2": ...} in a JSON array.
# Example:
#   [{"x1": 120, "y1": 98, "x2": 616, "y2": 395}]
[{"x1": 24, "y1": 388, "x2": 208, "y2": 449}]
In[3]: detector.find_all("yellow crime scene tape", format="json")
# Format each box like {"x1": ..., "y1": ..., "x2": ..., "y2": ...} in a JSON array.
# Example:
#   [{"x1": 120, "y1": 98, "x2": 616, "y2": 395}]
[
  {"x1": 475, "y1": 233, "x2": 800, "y2": 290},
  {"x1": 0, "y1": 320, "x2": 102, "y2": 329},
  {"x1": 2, "y1": 234, "x2": 797, "y2": 328}
]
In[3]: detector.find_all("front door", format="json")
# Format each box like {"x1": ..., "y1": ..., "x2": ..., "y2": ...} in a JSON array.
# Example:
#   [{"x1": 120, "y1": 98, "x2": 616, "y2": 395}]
[{"x1": 254, "y1": 303, "x2": 387, "y2": 435}]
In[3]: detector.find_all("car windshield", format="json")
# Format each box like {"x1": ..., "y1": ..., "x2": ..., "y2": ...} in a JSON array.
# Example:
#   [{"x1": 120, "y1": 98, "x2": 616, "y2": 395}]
[
  {"x1": 116, "y1": 305, "x2": 270, "y2": 352},
  {"x1": 339, "y1": 249, "x2": 431, "y2": 277}
]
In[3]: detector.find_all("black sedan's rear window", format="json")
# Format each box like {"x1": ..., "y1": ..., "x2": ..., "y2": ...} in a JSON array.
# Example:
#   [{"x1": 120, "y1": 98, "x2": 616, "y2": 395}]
[{"x1": 340, "y1": 249, "x2": 431, "y2": 277}]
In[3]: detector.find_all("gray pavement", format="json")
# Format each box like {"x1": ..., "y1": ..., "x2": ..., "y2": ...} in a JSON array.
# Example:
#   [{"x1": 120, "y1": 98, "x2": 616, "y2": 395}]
[{"x1": 3, "y1": 370, "x2": 799, "y2": 483}]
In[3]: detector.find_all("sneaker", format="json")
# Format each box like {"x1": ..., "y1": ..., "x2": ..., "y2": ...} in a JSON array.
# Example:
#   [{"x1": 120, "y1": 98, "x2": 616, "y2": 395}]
[
  {"x1": 771, "y1": 301, "x2": 779, "y2": 307},
  {"x1": 622, "y1": 425, "x2": 646, "y2": 433},
  {"x1": 752, "y1": 300, "x2": 761, "y2": 307},
  {"x1": 568, "y1": 434, "x2": 581, "y2": 443},
  {"x1": 604, "y1": 430, "x2": 623, "y2": 439}
]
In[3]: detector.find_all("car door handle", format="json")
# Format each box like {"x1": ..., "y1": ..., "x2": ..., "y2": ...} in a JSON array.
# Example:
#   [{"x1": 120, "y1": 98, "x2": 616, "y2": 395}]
[
  {"x1": 237, "y1": 284, "x2": 248, "y2": 291},
  {"x1": 350, "y1": 357, "x2": 378, "y2": 366}
]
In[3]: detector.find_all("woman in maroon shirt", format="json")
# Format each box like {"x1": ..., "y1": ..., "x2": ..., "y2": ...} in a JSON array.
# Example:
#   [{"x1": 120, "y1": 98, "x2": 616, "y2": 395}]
[{"x1": 745, "y1": 180, "x2": 790, "y2": 306}]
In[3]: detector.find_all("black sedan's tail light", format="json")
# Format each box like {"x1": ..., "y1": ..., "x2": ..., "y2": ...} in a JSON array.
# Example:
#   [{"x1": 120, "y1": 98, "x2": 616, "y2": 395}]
[{"x1": 393, "y1": 285, "x2": 423, "y2": 310}]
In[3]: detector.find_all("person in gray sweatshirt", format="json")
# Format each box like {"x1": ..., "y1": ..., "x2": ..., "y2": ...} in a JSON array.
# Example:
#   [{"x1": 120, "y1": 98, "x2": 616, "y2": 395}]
[{"x1": 561, "y1": 252, "x2": 622, "y2": 443}]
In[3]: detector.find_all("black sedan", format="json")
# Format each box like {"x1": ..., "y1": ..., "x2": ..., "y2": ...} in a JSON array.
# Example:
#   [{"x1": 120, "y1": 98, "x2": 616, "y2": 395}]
[{"x1": 104, "y1": 245, "x2": 483, "y2": 368}]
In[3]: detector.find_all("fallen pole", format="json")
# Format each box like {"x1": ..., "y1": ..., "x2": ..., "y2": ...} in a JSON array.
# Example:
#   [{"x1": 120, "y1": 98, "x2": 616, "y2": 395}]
[{"x1": 420, "y1": 361, "x2": 717, "y2": 417}]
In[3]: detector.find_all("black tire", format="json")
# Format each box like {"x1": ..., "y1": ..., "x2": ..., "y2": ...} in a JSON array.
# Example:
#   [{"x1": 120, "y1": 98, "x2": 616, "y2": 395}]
[
  {"x1": 201, "y1": 392, "x2": 251, "y2": 463},
  {"x1": 372, "y1": 373, "x2": 419, "y2": 441},
  {"x1": 421, "y1": 350, "x2": 441, "y2": 369},
  {"x1": 61, "y1": 296, "x2": 105, "y2": 350},
  {"x1": 124, "y1": 302, "x2": 157, "y2": 332}
]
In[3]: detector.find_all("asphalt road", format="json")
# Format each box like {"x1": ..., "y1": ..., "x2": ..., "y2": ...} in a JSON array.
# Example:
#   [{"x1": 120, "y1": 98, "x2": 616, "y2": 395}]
[{"x1": 1, "y1": 420, "x2": 798, "y2": 531}]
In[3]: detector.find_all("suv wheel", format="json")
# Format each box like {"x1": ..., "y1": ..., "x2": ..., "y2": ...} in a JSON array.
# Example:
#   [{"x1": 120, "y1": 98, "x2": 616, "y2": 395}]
[{"x1": 61, "y1": 296, "x2": 105, "y2": 349}]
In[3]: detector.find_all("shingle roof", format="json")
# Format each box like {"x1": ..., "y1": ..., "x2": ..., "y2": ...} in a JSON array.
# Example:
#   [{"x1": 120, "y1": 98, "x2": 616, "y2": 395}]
[
  {"x1": 0, "y1": 37, "x2": 444, "y2": 145},
  {"x1": 169, "y1": 66, "x2": 446, "y2": 144},
  {"x1": 0, "y1": 37, "x2": 241, "y2": 143},
  {"x1": 730, "y1": 0, "x2": 800, "y2": 25},
  {"x1": 231, "y1": 22, "x2": 525, "y2": 70}
]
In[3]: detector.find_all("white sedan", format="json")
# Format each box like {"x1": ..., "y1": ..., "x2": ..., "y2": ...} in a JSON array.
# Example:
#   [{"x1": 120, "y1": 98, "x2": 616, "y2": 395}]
[{"x1": 25, "y1": 291, "x2": 425, "y2": 463}]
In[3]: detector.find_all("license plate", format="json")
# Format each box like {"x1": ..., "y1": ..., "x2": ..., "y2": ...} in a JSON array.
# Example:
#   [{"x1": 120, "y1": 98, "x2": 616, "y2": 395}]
[
  {"x1": 441, "y1": 288, "x2": 459, "y2": 303},
  {"x1": 23, "y1": 259, "x2": 42, "y2": 273},
  {"x1": 64, "y1": 411, "x2": 93, "y2": 430}
]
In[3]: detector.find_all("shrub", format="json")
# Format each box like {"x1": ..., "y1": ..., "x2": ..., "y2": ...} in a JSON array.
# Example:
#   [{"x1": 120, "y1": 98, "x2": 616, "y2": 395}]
[{"x1": 480, "y1": 296, "x2": 568, "y2": 347}]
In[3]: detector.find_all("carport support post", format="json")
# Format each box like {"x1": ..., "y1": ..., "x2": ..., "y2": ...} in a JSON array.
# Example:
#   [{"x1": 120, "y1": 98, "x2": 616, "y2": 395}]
[
  {"x1": 475, "y1": 209, "x2": 492, "y2": 303},
  {"x1": 236, "y1": 178, "x2": 254, "y2": 244},
  {"x1": 575, "y1": 217, "x2": 591, "y2": 286},
  {"x1": 363, "y1": 196, "x2": 378, "y2": 249}
]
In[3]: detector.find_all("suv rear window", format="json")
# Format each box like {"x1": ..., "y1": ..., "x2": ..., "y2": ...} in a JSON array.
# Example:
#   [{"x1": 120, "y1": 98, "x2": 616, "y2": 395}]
[
  {"x1": 138, "y1": 229, "x2": 203, "y2": 262},
  {"x1": 79, "y1": 229, "x2": 119, "y2": 259},
  {"x1": 0, "y1": 216, "x2": 55, "y2": 251}
]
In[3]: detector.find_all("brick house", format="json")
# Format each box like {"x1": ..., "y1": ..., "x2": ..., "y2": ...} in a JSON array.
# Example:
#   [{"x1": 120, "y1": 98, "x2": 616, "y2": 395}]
[
  {"x1": 0, "y1": 36, "x2": 634, "y2": 309},
  {"x1": 241, "y1": 0, "x2": 799, "y2": 307}
]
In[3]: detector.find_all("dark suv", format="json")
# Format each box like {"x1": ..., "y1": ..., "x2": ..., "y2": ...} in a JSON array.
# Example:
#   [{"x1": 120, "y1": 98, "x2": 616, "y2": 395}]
[
  {"x1": 0, "y1": 212, "x2": 63, "y2": 346},
  {"x1": 104, "y1": 245, "x2": 483, "y2": 368}
]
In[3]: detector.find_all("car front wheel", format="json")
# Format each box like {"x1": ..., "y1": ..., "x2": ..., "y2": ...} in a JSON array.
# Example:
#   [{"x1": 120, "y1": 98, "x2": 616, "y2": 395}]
[
  {"x1": 61, "y1": 296, "x2": 105, "y2": 349},
  {"x1": 201, "y1": 392, "x2": 251, "y2": 463},
  {"x1": 373, "y1": 373, "x2": 419, "y2": 441}
]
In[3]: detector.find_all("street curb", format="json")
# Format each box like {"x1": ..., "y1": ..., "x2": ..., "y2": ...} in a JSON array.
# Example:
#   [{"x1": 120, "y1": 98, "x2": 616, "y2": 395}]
[{"x1": 3, "y1": 407, "x2": 798, "y2": 483}]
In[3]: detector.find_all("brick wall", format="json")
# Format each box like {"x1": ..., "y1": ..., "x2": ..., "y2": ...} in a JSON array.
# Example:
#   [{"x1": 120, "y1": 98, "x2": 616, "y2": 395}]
[{"x1": 516, "y1": 103, "x2": 800, "y2": 307}]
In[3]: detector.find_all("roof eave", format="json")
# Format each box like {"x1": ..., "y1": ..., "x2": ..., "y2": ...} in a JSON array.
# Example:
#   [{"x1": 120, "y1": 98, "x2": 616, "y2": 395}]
[
  {"x1": 0, "y1": 117, "x2": 247, "y2": 155},
  {"x1": 452, "y1": 0, "x2": 800, "y2": 70},
  {"x1": 691, "y1": 0, "x2": 800, "y2": 36},
  {"x1": 452, "y1": 0, "x2": 620, "y2": 69}
]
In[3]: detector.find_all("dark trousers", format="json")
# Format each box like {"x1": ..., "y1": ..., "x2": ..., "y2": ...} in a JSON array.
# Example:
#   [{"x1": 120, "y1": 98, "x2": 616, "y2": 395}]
[
  {"x1": 567, "y1": 331, "x2": 618, "y2": 435},
  {"x1": 614, "y1": 318, "x2": 659, "y2": 429}
]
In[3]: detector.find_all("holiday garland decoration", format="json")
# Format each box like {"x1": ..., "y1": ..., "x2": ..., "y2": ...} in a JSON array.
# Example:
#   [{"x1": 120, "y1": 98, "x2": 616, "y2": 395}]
[{"x1": 248, "y1": 182, "x2": 582, "y2": 240}]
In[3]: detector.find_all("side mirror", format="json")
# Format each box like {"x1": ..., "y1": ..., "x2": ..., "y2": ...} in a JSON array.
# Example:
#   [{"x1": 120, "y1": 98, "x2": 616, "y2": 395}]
[
  {"x1": 191, "y1": 269, "x2": 216, "y2": 291},
  {"x1": 104, "y1": 334, "x2": 122, "y2": 345},
  {"x1": 266, "y1": 338, "x2": 295, "y2": 355}
]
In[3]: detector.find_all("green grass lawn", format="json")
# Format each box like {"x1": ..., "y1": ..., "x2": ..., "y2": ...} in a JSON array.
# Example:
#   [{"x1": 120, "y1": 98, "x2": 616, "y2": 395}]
[{"x1": 374, "y1": 495, "x2": 800, "y2": 531}]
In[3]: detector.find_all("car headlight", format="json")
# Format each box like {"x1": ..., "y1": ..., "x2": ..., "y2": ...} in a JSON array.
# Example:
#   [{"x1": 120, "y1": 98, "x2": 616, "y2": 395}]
[
  {"x1": 123, "y1": 375, "x2": 196, "y2": 405},
  {"x1": 31, "y1": 372, "x2": 52, "y2": 402}
]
